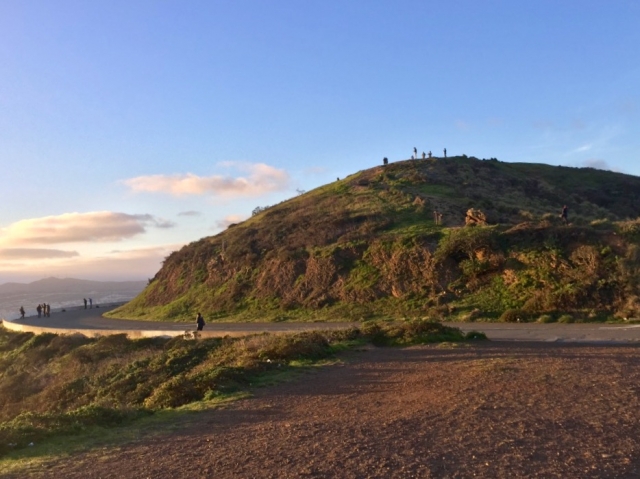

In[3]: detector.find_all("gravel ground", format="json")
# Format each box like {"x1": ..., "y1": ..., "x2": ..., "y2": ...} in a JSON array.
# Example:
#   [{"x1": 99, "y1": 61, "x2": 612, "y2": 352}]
[{"x1": 9, "y1": 342, "x2": 640, "y2": 479}]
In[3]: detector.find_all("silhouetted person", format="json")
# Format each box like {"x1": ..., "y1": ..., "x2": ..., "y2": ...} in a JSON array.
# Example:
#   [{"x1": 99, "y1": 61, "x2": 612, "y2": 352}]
[
  {"x1": 413, "y1": 147, "x2": 417, "y2": 157},
  {"x1": 383, "y1": 157, "x2": 388, "y2": 165},
  {"x1": 434, "y1": 210, "x2": 443, "y2": 225},
  {"x1": 36, "y1": 304, "x2": 42, "y2": 318},
  {"x1": 89, "y1": 298, "x2": 93, "y2": 309},
  {"x1": 46, "y1": 304, "x2": 51, "y2": 317},
  {"x1": 411, "y1": 155, "x2": 415, "y2": 160},
  {"x1": 422, "y1": 151, "x2": 426, "y2": 159},
  {"x1": 561, "y1": 205, "x2": 568, "y2": 225},
  {"x1": 84, "y1": 298, "x2": 87, "y2": 309},
  {"x1": 428, "y1": 151, "x2": 432, "y2": 158},
  {"x1": 19, "y1": 306, "x2": 25, "y2": 318},
  {"x1": 196, "y1": 312, "x2": 205, "y2": 331},
  {"x1": 444, "y1": 148, "x2": 447, "y2": 158}
]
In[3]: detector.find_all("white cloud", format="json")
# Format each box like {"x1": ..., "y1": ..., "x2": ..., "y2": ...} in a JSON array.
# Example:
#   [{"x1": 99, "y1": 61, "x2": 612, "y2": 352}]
[
  {"x1": 122, "y1": 162, "x2": 290, "y2": 198},
  {"x1": 215, "y1": 214, "x2": 247, "y2": 229},
  {"x1": 0, "y1": 212, "x2": 175, "y2": 246}
]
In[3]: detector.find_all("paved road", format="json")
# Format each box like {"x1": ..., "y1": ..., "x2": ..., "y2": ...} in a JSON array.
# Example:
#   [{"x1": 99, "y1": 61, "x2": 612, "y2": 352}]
[
  {"x1": 5, "y1": 304, "x2": 355, "y2": 334},
  {"x1": 5, "y1": 304, "x2": 640, "y2": 342}
]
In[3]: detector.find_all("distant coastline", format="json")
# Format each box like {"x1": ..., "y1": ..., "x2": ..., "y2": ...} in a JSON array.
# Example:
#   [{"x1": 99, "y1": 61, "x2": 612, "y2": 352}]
[{"x1": 0, "y1": 277, "x2": 146, "y2": 320}]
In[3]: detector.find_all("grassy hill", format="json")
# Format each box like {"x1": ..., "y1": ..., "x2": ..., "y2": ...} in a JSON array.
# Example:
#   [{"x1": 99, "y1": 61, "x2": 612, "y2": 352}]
[{"x1": 108, "y1": 156, "x2": 640, "y2": 323}]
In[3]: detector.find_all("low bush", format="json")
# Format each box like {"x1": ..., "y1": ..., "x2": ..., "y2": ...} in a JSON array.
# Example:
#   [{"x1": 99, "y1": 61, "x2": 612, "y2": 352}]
[
  {"x1": 537, "y1": 314, "x2": 555, "y2": 323},
  {"x1": 558, "y1": 314, "x2": 575, "y2": 323}
]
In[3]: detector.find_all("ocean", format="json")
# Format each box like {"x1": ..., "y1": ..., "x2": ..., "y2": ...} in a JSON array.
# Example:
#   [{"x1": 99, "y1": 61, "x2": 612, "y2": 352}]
[{"x1": 1, "y1": 290, "x2": 142, "y2": 320}]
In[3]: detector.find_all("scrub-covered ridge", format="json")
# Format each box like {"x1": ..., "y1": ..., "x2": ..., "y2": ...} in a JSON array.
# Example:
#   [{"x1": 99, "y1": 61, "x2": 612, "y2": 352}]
[{"x1": 109, "y1": 156, "x2": 640, "y2": 322}]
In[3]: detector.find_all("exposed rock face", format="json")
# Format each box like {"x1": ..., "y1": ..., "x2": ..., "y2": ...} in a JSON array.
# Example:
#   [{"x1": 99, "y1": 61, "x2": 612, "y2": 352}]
[{"x1": 465, "y1": 208, "x2": 487, "y2": 226}]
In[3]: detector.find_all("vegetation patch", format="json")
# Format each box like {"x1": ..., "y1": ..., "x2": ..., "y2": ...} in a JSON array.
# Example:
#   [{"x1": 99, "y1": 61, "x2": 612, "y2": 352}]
[
  {"x1": 0, "y1": 322, "x2": 483, "y2": 458},
  {"x1": 105, "y1": 157, "x2": 640, "y2": 323}
]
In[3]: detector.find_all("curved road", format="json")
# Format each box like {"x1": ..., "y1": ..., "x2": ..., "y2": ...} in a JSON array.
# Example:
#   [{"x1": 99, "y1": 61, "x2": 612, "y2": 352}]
[{"x1": 4, "y1": 304, "x2": 640, "y2": 342}]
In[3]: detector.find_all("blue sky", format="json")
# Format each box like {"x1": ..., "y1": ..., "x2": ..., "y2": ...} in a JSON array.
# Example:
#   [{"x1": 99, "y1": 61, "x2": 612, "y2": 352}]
[{"x1": 0, "y1": 0, "x2": 638, "y2": 282}]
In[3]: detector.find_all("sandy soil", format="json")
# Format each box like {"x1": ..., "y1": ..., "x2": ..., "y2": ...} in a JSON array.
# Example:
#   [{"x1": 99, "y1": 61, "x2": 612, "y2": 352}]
[{"x1": 10, "y1": 342, "x2": 640, "y2": 478}]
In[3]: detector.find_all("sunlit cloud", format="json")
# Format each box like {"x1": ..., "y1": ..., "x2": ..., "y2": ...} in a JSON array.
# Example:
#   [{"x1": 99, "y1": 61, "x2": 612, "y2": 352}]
[
  {"x1": 0, "y1": 212, "x2": 175, "y2": 246},
  {"x1": 0, "y1": 248, "x2": 79, "y2": 259},
  {"x1": 177, "y1": 210, "x2": 202, "y2": 217},
  {"x1": 122, "y1": 162, "x2": 290, "y2": 198},
  {"x1": 215, "y1": 214, "x2": 247, "y2": 229}
]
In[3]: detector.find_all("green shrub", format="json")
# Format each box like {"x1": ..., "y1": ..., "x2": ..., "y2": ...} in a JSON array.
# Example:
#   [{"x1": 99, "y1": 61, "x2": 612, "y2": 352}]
[
  {"x1": 537, "y1": 314, "x2": 555, "y2": 323},
  {"x1": 558, "y1": 314, "x2": 574, "y2": 323}
]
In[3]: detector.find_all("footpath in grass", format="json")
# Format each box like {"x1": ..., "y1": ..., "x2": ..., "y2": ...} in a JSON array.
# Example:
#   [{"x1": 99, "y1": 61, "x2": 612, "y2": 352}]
[{"x1": 0, "y1": 320, "x2": 485, "y2": 466}]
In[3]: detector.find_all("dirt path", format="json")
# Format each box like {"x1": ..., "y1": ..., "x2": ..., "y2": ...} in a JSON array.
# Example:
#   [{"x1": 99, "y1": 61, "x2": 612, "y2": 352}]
[{"x1": 10, "y1": 342, "x2": 640, "y2": 478}]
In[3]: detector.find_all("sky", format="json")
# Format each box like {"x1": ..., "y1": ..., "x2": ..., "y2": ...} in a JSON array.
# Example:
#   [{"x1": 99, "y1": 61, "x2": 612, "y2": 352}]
[{"x1": 0, "y1": 0, "x2": 638, "y2": 283}]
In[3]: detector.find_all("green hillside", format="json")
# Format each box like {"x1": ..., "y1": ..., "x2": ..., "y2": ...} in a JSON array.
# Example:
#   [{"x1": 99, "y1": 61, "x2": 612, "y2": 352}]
[{"x1": 109, "y1": 156, "x2": 640, "y2": 323}]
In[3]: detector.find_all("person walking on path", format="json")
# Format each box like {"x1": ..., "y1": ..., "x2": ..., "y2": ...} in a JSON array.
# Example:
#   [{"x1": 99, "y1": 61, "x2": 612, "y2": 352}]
[
  {"x1": 36, "y1": 304, "x2": 42, "y2": 318},
  {"x1": 196, "y1": 312, "x2": 205, "y2": 331},
  {"x1": 561, "y1": 205, "x2": 569, "y2": 225},
  {"x1": 84, "y1": 298, "x2": 87, "y2": 309},
  {"x1": 19, "y1": 306, "x2": 25, "y2": 319}
]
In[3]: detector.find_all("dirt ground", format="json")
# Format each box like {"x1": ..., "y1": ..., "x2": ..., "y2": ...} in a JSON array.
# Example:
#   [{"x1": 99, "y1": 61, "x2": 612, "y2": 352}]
[{"x1": 9, "y1": 342, "x2": 640, "y2": 478}]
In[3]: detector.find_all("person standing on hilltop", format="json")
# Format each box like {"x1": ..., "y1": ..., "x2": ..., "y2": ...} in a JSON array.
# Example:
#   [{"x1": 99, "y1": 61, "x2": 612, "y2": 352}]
[
  {"x1": 561, "y1": 205, "x2": 569, "y2": 225},
  {"x1": 19, "y1": 306, "x2": 25, "y2": 318},
  {"x1": 444, "y1": 148, "x2": 447, "y2": 158},
  {"x1": 413, "y1": 147, "x2": 417, "y2": 158},
  {"x1": 196, "y1": 312, "x2": 205, "y2": 331}
]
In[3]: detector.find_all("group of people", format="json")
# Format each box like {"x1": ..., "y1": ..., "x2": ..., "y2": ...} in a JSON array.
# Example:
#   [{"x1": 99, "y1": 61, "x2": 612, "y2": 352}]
[
  {"x1": 410, "y1": 147, "x2": 448, "y2": 160},
  {"x1": 83, "y1": 298, "x2": 93, "y2": 309},
  {"x1": 36, "y1": 303, "x2": 51, "y2": 318}
]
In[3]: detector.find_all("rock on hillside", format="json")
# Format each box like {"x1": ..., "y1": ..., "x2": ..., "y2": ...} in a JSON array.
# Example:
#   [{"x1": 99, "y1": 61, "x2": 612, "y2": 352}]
[{"x1": 108, "y1": 156, "x2": 640, "y2": 322}]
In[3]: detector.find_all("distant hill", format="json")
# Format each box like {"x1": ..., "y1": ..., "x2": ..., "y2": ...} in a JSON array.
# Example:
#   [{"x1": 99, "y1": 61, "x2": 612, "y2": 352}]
[
  {"x1": 108, "y1": 156, "x2": 640, "y2": 323},
  {"x1": 0, "y1": 277, "x2": 147, "y2": 295}
]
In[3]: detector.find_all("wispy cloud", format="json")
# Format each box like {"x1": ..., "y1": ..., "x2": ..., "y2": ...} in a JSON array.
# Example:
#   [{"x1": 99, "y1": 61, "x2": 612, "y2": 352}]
[
  {"x1": 569, "y1": 144, "x2": 593, "y2": 154},
  {"x1": 0, "y1": 212, "x2": 175, "y2": 246},
  {"x1": 0, "y1": 248, "x2": 79, "y2": 259},
  {"x1": 177, "y1": 210, "x2": 202, "y2": 217},
  {"x1": 122, "y1": 162, "x2": 290, "y2": 198},
  {"x1": 215, "y1": 214, "x2": 247, "y2": 229}
]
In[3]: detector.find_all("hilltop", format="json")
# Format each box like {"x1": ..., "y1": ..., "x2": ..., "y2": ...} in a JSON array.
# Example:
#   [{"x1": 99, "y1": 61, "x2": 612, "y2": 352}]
[{"x1": 109, "y1": 156, "x2": 640, "y2": 323}]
